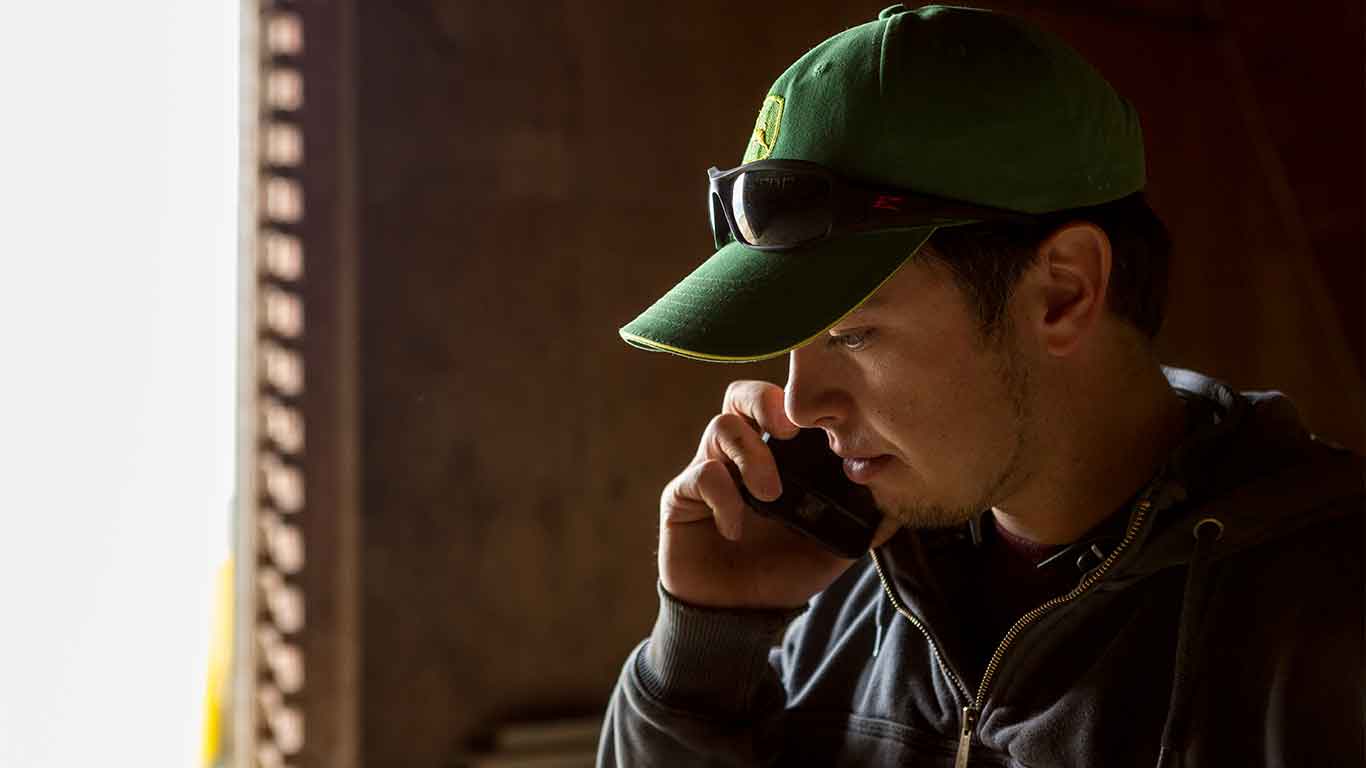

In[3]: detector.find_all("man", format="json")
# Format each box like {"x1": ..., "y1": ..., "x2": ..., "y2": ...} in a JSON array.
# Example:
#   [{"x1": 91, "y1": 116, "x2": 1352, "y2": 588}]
[{"x1": 599, "y1": 5, "x2": 1363, "y2": 766}]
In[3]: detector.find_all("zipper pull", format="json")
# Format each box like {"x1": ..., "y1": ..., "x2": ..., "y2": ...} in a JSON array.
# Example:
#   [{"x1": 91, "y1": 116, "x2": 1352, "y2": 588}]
[{"x1": 954, "y1": 705, "x2": 978, "y2": 768}]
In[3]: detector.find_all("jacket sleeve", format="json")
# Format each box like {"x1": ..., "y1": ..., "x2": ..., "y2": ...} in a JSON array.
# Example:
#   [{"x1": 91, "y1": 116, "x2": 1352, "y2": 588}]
[{"x1": 597, "y1": 583, "x2": 807, "y2": 767}]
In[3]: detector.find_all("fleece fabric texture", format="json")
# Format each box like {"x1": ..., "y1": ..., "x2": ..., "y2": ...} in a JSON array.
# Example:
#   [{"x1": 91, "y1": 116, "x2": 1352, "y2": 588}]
[{"x1": 597, "y1": 367, "x2": 1364, "y2": 767}]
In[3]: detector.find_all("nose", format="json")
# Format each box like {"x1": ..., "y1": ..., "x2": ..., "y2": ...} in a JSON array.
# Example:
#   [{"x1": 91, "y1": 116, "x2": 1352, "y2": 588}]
[{"x1": 784, "y1": 344, "x2": 850, "y2": 429}]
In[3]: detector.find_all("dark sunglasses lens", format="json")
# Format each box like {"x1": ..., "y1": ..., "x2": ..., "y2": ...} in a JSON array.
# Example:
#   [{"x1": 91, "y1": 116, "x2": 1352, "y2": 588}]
[{"x1": 731, "y1": 170, "x2": 832, "y2": 248}]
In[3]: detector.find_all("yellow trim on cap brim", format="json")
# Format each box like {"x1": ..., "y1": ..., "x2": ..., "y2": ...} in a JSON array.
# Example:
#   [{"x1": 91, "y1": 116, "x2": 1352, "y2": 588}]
[
  {"x1": 617, "y1": 251, "x2": 918, "y2": 363},
  {"x1": 618, "y1": 329, "x2": 793, "y2": 363}
]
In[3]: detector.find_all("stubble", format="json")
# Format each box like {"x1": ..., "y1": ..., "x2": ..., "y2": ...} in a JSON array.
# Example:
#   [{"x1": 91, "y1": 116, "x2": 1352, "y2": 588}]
[{"x1": 879, "y1": 328, "x2": 1033, "y2": 530}]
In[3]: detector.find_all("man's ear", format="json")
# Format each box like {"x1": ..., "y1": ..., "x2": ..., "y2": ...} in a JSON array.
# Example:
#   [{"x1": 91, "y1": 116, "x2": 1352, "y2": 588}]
[{"x1": 1021, "y1": 221, "x2": 1112, "y2": 358}]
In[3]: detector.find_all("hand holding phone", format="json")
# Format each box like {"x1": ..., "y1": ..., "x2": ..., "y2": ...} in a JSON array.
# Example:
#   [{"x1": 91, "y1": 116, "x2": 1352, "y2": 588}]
[
  {"x1": 657, "y1": 381, "x2": 891, "y2": 611},
  {"x1": 733, "y1": 429, "x2": 883, "y2": 559}
]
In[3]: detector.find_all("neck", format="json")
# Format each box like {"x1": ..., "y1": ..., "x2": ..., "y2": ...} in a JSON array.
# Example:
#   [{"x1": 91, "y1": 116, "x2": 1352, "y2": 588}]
[{"x1": 993, "y1": 358, "x2": 1187, "y2": 546}]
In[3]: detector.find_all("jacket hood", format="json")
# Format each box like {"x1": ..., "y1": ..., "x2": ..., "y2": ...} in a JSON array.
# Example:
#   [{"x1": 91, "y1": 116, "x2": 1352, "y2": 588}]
[{"x1": 1114, "y1": 367, "x2": 1362, "y2": 580}]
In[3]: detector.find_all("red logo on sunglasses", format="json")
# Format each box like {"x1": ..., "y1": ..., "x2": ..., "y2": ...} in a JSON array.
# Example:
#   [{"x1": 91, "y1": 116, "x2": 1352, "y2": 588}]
[{"x1": 872, "y1": 195, "x2": 904, "y2": 211}]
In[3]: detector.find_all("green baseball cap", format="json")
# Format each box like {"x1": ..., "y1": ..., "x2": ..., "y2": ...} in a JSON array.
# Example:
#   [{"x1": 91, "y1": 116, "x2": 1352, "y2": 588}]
[{"x1": 619, "y1": 4, "x2": 1145, "y2": 363}]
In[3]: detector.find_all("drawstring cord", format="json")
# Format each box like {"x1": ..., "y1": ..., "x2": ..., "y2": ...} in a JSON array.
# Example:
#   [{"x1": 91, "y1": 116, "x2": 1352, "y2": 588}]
[
  {"x1": 1155, "y1": 517, "x2": 1225, "y2": 768},
  {"x1": 872, "y1": 588, "x2": 888, "y2": 657}
]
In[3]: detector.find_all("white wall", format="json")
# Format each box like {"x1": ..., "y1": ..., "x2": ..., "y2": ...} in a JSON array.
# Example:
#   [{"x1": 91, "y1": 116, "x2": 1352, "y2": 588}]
[{"x1": 0, "y1": 3, "x2": 239, "y2": 766}]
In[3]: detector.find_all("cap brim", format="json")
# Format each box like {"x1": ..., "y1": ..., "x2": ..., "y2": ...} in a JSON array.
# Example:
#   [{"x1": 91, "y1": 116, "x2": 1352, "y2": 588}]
[{"x1": 619, "y1": 227, "x2": 936, "y2": 362}]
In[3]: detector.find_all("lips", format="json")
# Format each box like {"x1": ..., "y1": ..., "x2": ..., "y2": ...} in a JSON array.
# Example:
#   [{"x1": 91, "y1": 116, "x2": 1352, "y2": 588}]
[
  {"x1": 842, "y1": 454, "x2": 892, "y2": 484},
  {"x1": 827, "y1": 431, "x2": 893, "y2": 483}
]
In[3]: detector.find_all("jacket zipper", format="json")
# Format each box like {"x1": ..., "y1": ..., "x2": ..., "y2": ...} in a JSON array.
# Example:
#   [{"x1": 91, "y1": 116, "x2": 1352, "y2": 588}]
[
  {"x1": 870, "y1": 498, "x2": 1154, "y2": 767},
  {"x1": 870, "y1": 550, "x2": 973, "y2": 700}
]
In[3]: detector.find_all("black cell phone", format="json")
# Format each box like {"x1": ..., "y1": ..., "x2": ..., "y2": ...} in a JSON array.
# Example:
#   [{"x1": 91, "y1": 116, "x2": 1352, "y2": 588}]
[{"x1": 734, "y1": 428, "x2": 883, "y2": 559}]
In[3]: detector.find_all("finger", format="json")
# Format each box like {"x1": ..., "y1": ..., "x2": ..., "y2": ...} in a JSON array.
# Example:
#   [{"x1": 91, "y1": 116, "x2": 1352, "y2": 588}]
[
  {"x1": 699, "y1": 412, "x2": 781, "y2": 501},
  {"x1": 663, "y1": 459, "x2": 747, "y2": 540},
  {"x1": 723, "y1": 380, "x2": 800, "y2": 438},
  {"x1": 695, "y1": 459, "x2": 749, "y2": 540},
  {"x1": 660, "y1": 468, "x2": 713, "y2": 525}
]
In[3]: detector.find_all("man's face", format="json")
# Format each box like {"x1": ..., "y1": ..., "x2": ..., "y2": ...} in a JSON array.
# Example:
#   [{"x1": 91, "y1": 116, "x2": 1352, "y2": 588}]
[{"x1": 783, "y1": 255, "x2": 1034, "y2": 529}]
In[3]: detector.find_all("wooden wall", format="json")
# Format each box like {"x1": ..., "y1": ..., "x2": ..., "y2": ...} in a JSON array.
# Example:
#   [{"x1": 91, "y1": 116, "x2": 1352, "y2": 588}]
[{"x1": 346, "y1": 2, "x2": 1362, "y2": 763}]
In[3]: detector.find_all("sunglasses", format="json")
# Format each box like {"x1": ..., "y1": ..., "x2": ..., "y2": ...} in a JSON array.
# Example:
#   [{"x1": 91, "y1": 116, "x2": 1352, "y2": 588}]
[{"x1": 707, "y1": 159, "x2": 1028, "y2": 251}]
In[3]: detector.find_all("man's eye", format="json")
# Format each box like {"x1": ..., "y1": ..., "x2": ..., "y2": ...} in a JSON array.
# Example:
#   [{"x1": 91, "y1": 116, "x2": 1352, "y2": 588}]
[{"x1": 828, "y1": 329, "x2": 872, "y2": 351}]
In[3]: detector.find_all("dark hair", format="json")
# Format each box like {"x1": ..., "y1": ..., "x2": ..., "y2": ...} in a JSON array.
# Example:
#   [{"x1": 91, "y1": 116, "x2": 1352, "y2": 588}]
[{"x1": 922, "y1": 192, "x2": 1171, "y2": 340}]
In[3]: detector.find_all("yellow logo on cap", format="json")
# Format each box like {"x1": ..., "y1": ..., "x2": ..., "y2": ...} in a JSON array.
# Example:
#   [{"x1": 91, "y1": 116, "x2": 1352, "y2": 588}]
[{"x1": 743, "y1": 94, "x2": 784, "y2": 163}]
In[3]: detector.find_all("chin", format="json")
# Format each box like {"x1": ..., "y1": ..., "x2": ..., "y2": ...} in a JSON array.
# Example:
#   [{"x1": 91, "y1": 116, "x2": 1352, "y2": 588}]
[
  {"x1": 868, "y1": 467, "x2": 918, "y2": 509},
  {"x1": 875, "y1": 485, "x2": 980, "y2": 531}
]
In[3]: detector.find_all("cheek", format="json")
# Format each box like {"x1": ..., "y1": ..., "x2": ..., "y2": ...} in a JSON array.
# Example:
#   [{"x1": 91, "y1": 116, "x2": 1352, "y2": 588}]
[
  {"x1": 867, "y1": 344, "x2": 1013, "y2": 468},
  {"x1": 860, "y1": 357, "x2": 963, "y2": 451}
]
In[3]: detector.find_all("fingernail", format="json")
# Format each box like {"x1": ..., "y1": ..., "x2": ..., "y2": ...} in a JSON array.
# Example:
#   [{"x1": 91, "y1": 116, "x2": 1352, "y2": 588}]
[{"x1": 760, "y1": 476, "x2": 783, "y2": 501}]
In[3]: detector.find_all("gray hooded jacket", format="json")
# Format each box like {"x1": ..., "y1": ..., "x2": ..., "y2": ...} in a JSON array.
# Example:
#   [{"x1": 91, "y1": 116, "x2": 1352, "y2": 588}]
[{"x1": 598, "y1": 368, "x2": 1364, "y2": 767}]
